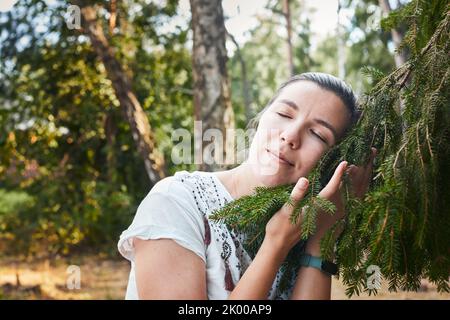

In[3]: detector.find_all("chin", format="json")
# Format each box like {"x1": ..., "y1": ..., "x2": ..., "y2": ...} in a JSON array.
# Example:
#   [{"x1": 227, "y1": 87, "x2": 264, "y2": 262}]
[
  {"x1": 249, "y1": 164, "x2": 294, "y2": 187},
  {"x1": 261, "y1": 175, "x2": 290, "y2": 187}
]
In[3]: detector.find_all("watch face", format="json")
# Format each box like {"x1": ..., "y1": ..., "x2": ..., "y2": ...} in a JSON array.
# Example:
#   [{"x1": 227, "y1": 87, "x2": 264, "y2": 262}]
[{"x1": 321, "y1": 260, "x2": 338, "y2": 275}]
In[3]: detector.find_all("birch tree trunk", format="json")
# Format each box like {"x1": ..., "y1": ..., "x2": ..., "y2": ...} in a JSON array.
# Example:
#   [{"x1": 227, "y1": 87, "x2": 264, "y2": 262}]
[
  {"x1": 378, "y1": 0, "x2": 407, "y2": 130},
  {"x1": 190, "y1": 0, "x2": 235, "y2": 171},
  {"x1": 379, "y1": 0, "x2": 407, "y2": 68},
  {"x1": 337, "y1": 0, "x2": 346, "y2": 79},
  {"x1": 283, "y1": 0, "x2": 294, "y2": 76}
]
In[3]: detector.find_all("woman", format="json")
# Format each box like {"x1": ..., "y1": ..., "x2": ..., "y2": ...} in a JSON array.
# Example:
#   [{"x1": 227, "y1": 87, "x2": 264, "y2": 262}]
[{"x1": 118, "y1": 72, "x2": 377, "y2": 300}]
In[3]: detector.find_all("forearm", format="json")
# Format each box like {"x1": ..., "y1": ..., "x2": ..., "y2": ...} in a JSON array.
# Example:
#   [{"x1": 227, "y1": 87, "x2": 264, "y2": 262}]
[
  {"x1": 228, "y1": 238, "x2": 288, "y2": 300},
  {"x1": 289, "y1": 239, "x2": 333, "y2": 300}
]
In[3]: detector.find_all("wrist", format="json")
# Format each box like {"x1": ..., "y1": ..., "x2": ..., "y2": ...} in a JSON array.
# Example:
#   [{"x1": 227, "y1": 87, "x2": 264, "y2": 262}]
[
  {"x1": 261, "y1": 237, "x2": 290, "y2": 263},
  {"x1": 305, "y1": 236, "x2": 336, "y2": 260},
  {"x1": 304, "y1": 240, "x2": 322, "y2": 257}
]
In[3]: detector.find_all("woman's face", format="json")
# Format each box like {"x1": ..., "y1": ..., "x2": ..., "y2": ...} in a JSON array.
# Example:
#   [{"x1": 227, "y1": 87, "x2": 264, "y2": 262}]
[{"x1": 247, "y1": 80, "x2": 351, "y2": 186}]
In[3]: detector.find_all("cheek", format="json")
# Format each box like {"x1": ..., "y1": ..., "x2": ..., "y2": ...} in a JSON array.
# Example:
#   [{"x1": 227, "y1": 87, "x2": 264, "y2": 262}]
[
  {"x1": 290, "y1": 145, "x2": 326, "y2": 180},
  {"x1": 254, "y1": 117, "x2": 282, "y2": 146},
  {"x1": 303, "y1": 143, "x2": 327, "y2": 166},
  {"x1": 307, "y1": 141, "x2": 327, "y2": 156}
]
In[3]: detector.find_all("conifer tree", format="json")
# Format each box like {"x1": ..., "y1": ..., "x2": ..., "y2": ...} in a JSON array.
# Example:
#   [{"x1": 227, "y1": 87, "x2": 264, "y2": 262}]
[{"x1": 211, "y1": 0, "x2": 450, "y2": 296}]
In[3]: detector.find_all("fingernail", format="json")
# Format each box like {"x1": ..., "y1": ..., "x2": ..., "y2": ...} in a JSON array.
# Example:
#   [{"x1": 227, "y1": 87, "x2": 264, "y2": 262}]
[{"x1": 299, "y1": 178, "x2": 308, "y2": 189}]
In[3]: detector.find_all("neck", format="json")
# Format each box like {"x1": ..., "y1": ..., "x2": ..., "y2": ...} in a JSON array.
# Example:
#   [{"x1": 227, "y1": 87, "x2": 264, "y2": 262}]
[{"x1": 214, "y1": 161, "x2": 262, "y2": 199}]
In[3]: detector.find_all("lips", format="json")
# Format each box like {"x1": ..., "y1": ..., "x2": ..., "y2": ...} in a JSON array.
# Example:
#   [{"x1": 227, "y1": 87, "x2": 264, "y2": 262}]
[{"x1": 266, "y1": 148, "x2": 294, "y2": 166}]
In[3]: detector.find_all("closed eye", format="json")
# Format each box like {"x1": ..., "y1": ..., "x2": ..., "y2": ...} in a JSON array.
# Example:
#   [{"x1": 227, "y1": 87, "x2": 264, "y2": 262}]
[
  {"x1": 276, "y1": 112, "x2": 292, "y2": 119},
  {"x1": 310, "y1": 129, "x2": 327, "y2": 144}
]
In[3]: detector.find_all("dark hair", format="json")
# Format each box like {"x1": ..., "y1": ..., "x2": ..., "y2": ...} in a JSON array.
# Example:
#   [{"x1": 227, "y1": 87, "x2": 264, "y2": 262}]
[{"x1": 247, "y1": 72, "x2": 361, "y2": 144}]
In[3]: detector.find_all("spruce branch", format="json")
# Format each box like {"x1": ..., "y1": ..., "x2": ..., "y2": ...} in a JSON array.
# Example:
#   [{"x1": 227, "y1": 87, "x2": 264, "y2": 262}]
[{"x1": 210, "y1": 1, "x2": 450, "y2": 297}]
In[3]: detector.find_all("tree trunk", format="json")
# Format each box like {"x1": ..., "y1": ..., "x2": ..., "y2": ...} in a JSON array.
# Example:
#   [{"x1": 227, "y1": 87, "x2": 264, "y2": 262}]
[
  {"x1": 379, "y1": 0, "x2": 407, "y2": 68},
  {"x1": 227, "y1": 30, "x2": 253, "y2": 123},
  {"x1": 76, "y1": 2, "x2": 166, "y2": 185},
  {"x1": 282, "y1": 0, "x2": 294, "y2": 76},
  {"x1": 378, "y1": 0, "x2": 407, "y2": 131},
  {"x1": 190, "y1": 0, "x2": 235, "y2": 171},
  {"x1": 105, "y1": 111, "x2": 118, "y2": 183},
  {"x1": 337, "y1": 0, "x2": 346, "y2": 79},
  {"x1": 109, "y1": 0, "x2": 117, "y2": 35}
]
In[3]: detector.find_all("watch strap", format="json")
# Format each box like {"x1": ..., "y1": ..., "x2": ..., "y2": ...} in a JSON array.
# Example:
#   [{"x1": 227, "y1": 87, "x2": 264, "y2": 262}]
[{"x1": 299, "y1": 254, "x2": 338, "y2": 276}]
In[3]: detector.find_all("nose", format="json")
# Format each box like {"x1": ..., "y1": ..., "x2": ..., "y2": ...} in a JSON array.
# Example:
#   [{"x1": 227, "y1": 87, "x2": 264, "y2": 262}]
[{"x1": 280, "y1": 127, "x2": 301, "y2": 149}]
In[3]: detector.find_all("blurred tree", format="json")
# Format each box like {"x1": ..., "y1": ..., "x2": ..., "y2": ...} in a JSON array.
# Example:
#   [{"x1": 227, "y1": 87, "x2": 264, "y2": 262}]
[
  {"x1": 378, "y1": 0, "x2": 407, "y2": 127},
  {"x1": 228, "y1": 0, "x2": 315, "y2": 130},
  {"x1": 190, "y1": 0, "x2": 235, "y2": 170},
  {"x1": 378, "y1": 0, "x2": 407, "y2": 67},
  {"x1": 282, "y1": 0, "x2": 294, "y2": 76},
  {"x1": 0, "y1": 0, "x2": 193, "y2": 257},
  {"x1": 337, "y1": 0, "x2": 346, "y2": 79},
  {"x1": 73, "y1": 0, "x2": 166, "y2": 185},
  {"x1": 341, "y1": 0, "x2": 397, "y2": 94},
  {"x1": 226, "y1": 30, "x2": 252, "y2": 124}
]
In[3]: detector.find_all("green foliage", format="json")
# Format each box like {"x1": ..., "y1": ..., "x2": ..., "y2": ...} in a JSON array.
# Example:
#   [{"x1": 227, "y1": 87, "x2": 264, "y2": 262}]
[
  {"x1": 0, "y1": 189, "x2": 35, "y2": 257},
  {"x1": 340, "y1": 0, "x2": 397, "y2": 93},
  {"x1": 0, "y1": 0, "x2": 448, "y2": 298},
  {"x1": 210, "y1": 165, "x2": 337, "y2": 293},
  {"x1": 228, "y1": 0, "x2": 317, "y2": 126},
  {"x1": 212, "y1": 0, "x2": 450, "y2": 296},
  {"x1": 210, "y1": 184, "x2": 290, "y2": 254},
  {"x1": 0, "y1": 0, "x2": 193, "y2": 257}
]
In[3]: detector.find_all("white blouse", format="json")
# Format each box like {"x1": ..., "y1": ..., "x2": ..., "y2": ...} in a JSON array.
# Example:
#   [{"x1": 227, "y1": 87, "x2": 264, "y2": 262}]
[{"x1": 118, "y1": 170, "x2": 297, "y2": 299}]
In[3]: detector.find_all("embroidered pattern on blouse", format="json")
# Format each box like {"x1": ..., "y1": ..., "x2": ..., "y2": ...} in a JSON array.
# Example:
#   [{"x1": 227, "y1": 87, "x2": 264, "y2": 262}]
[
  {"x1": 177, "y1": 172, "x2": 244, "y2": 291},
  {"x1": 176, "y1": 171, "x2": 289, "y2": 298}
]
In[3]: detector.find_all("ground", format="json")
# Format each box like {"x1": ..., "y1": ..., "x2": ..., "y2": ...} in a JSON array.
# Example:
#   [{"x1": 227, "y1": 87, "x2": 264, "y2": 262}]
[{"x1": 0, "y1": 254, "x2": 448, "y2": 299}]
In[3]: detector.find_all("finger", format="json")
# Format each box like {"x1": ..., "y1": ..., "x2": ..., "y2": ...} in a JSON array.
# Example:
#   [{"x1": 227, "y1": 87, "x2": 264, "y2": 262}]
[
  {"x1": 280, "y1": 177, "x2": 309, "y2": 224},
  {"x1": 290, "y1": 177, "x2": 309, "y2": 203},
  {"x1": 325, "y1": 161, "x2": 348, "y2": 192}
]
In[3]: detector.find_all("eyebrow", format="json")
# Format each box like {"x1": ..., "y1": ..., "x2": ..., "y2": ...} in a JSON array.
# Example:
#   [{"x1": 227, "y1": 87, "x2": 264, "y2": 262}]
[
  {"x1": 278, "y1": 98, "x2": 338, "y2": 143},
  {"x1": 314, "y1": 119, "x2": 338, "y2": 144},
  {"x1": 279, "y1": 99, "x2": 299, "y2": 111}
]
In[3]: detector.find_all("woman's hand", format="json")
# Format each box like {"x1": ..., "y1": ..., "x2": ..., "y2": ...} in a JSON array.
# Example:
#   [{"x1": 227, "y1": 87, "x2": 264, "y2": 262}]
[
  {"x1": 264, "y1": 147, "x2": 377, "y2": 256},
  {"x1": 306, "y1": 147, "x2": 378, "y2": 255},
  {"x1": 264, "y1": 176, "x2": 310, "y2": 254},
  {"x1": 345, "y1": 147, "x2": 378, "y2": 199}
]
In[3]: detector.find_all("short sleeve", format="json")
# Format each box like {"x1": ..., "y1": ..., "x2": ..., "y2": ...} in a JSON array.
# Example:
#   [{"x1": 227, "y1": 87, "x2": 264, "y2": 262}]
[{"x1": 118, "y1": 178, "x2": 206, "y2": 264}]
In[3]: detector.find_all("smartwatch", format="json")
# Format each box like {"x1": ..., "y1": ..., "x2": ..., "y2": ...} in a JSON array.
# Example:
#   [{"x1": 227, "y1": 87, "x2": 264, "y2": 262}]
[{"x1": 299, "y1": 254, "x2": 338, "y2": 276}]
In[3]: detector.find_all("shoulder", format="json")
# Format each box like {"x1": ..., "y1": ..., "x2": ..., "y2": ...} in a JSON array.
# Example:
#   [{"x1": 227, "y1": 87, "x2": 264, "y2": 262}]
[
  {"x1": 142, "y1": 171, "x2": 203, "y2": 204},
  {"x1": 147, "y1": 172, "x2": 187, "y2": 194},
  {"x1": 135, "y1": 170, "x2": 229, "y2": 226},
  {"x1": 137, "y1": 170, "x2": 218, "y2": 218},
  {"x1": 148, "y1": 170, "x2": 222, "y2": 198},
  {"x1": 119, "y1": 171, "x2": 212, "y2": 261}
]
